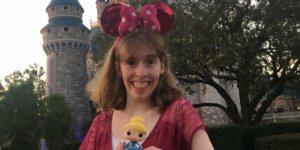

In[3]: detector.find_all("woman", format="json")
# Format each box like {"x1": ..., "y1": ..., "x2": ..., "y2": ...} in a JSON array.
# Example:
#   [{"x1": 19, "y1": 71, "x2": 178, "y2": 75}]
[{"x1": 80, "y1": 2, "x2": 214, "y2": 150}]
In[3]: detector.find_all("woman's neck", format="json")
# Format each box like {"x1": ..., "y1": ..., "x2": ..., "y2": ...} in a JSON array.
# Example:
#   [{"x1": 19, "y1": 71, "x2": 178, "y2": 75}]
[{"x1": 124, "y1": 98, "x2": 154, "y2": 115}]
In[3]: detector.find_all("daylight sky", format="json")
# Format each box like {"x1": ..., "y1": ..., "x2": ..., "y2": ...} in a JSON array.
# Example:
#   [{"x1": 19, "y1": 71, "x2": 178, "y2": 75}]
[{"x1": 0, "y1": 0, "x2": 97, "y2": 80}]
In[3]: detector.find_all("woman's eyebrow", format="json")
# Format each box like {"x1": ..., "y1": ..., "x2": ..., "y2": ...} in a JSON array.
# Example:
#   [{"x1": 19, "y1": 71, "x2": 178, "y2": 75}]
[{"x1": 145, "y1": 54, "x2": 157, "y2": 58}]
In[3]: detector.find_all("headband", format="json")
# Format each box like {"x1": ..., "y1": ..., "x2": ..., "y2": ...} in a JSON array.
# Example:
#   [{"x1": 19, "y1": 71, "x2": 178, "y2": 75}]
[{"x1": 100, "y1": 2, "x2": 174, "y2": 37}]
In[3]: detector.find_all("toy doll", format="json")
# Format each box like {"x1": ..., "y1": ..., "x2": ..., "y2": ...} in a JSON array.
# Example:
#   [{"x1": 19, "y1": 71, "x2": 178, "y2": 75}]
[{"x1": 123, "y1": 116, "x2": 148, "y2": 150}]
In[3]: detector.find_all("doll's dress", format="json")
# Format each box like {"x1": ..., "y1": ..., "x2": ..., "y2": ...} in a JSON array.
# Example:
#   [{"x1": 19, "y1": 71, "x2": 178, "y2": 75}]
[{"x1": 124, "y1": 141, "x2": 142, "y2": 150}]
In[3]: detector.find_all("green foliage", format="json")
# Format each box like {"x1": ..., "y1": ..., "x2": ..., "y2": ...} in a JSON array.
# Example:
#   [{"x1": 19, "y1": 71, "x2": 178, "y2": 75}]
[
  {"x1": 91, "y1": 0, "x2": 300, "y2": 125},
  {"x1": 3, "y1": 63, "x2": 45, "y2": 100},
  {"x1": 208, "y1": 125, "x2": 244, "y2": 150},
  {"x1": 0, "y1": 64, "x2": 45, "y2": 150},
  {"x1": 0, "y1": 81, "x2": 40, "y2": 150},
  {"x1": 255, "y1": 133, "x2": 300, "y2": 150},
  {"x1": 42, "y1": 94, "x2": 75, "y2": 150},
  {"x1": 90, "y1": 32, "x2": 114, "y2": 63},
  {"x1": 0, "y1": 64, "x2": 74, "y2": 149},
  {"x1": 208, "y1": 122, "x2": 300, "y2": 150},
  {"x1": 166, "y1": 0, "x2": 300, "y2": 125}
]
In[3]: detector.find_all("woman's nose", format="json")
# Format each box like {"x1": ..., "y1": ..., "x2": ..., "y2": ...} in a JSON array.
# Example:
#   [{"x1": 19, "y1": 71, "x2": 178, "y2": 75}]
[{"x1": 135, "y1": 63, "x2": 147, "y2": 77}]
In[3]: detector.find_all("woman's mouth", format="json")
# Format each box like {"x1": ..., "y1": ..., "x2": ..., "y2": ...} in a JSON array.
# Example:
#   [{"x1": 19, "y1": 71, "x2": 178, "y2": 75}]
[{"x1": 132, "y1": 81, "x2": 149, "y2": 88}]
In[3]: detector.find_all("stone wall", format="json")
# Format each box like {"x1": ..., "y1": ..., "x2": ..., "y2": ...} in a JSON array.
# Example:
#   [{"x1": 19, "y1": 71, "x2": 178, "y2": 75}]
[
  {"x1": 41, "y1": 1, "x2": 92, "y2": 139},
  {"x1": 182, "y1": 78, "x2": 240, "y2": 126}
]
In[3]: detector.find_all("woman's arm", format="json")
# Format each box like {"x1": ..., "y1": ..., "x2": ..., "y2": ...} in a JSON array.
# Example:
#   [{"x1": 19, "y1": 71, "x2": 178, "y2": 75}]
[{"x1": 192, "y1": 129, "x2": 214, "y2": 150}]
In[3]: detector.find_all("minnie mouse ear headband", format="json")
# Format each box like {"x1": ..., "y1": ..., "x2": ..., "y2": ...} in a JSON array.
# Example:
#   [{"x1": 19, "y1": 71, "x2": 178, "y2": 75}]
[{"x1": 100, "y1": 2, "x2": 174, "y2": 37}]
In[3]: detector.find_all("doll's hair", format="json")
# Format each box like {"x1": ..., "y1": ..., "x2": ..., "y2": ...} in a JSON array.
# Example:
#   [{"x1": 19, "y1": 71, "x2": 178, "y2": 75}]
[
  {"x1": 124, "y1": 116, "x2": 147, "y2": 134},
  {"x1": 85, "y1": 30, "x2": 182, "y2": 111}
]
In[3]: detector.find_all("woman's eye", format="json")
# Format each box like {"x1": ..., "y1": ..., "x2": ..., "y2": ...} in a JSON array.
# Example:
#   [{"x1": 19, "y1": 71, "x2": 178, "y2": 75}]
[
  {"x1": 124, "y1": 59, "x2": 135, "y2": 66},
  {"x1": 145, "y1": 59, "x2": 155, "y2": 65},
  {"x1": 127, "y1": 131, "x2": 131, "y2": 135}
]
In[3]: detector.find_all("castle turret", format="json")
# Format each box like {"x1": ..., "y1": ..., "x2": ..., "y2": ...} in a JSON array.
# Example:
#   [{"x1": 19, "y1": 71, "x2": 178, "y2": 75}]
[{"x1": 40, "y1": 0, "x2": 91, "y2": 141}]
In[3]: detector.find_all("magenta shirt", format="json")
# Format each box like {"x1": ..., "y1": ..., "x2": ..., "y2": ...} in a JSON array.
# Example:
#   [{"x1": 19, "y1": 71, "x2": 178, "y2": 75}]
[{"x1": 79, "y1": 97, "x2": 205, "y2": 150}]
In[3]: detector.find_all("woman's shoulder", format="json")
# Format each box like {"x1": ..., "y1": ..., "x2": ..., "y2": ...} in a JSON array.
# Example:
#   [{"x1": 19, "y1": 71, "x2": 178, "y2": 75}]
[
  {"x1": 168, "y1": 97, "x2": 193, "y2": 109},
  {"x1": 160, "y1": 97, "x2": 193, "y2": 118},
  {"x1": 93, "y1": 111, "x2": 113, "y2": 119},
  {"x1": 90, "y1": 111, "x2": 113, "y2": 128},
  {"x1": 80, "y1": 111, "x2": 113, "y2": 149},
  {"x1": 163, "y1": 97, "x2": 202, "y2": 122}
]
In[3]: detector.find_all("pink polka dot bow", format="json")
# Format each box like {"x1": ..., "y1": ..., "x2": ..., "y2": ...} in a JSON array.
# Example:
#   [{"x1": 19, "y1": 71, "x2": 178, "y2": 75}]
[{"x1": 100, "y1": 2, "x2": 174, "y2": 37}]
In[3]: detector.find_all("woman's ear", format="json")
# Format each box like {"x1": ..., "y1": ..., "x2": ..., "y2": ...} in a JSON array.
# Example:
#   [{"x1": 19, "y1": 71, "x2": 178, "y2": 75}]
[{"x1": 115, "y1": 61, "x2": 122, "y2": 77}]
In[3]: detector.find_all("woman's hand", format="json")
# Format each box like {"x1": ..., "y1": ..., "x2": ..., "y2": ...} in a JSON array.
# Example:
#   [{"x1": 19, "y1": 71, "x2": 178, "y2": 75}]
[
  {"x1": 144, "y1": 146, "x2": 161, "y2": 150},
  {"x1": 116, "y1": 141, "x2": 125, "y2": 150}
]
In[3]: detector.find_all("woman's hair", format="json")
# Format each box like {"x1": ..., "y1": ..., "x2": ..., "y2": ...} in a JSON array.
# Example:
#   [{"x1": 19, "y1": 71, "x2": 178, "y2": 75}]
[
  {"x1": 85, "y1": 30, "x2": 182, "y2": 111},
  {"x1": 124, "y1": 116, "x2": 147, "y2": 134}
]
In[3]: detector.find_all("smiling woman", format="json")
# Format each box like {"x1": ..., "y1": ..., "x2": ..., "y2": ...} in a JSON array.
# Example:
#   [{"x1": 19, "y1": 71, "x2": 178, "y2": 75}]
[{"x1": 80, "y1": 2, "x2": 214, "y2": 150}]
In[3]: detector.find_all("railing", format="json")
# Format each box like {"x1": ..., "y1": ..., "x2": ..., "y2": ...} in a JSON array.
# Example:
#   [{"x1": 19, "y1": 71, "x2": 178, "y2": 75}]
[{"x1": 262, "y1": 111, "x2": 300, "y2": 123}]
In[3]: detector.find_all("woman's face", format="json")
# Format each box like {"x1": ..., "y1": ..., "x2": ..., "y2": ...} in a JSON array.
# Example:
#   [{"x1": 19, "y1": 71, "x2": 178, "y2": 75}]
[{"x1": 118, "y1": 46, "x2": 164, "y2": 103}]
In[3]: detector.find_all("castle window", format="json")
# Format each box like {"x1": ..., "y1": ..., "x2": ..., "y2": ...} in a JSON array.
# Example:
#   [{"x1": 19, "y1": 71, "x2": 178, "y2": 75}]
[
  {"x1": 77, "y1": 7, "x2": 80, "y2": 11},
  {"x1": 51, "y1": 7, "x2": 55, "y2": 11},
  {"x1": 65, "y1": 81, "x2": 71, "y2": 97},
  {"x1": 68, "y1": 42, "x2": 72, "y2": 47},
  {"x1": 64, "y1": 6, "x2": 68, "y2": 10},
  {"x1": 64, "y1": 27, "x2": 69, "y2": 32},
  {"x1": 47, "y1": 29, "x2": 51, "y2": 33},
  {"x1": 82, "y1": 29, "x2": 85, "y2": 33}
]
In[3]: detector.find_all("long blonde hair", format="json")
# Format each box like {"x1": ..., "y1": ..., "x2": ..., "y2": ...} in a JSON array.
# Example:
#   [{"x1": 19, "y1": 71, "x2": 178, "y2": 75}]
[{"x1": 85, "y1": 30, "x2": 182, "y2": 111}]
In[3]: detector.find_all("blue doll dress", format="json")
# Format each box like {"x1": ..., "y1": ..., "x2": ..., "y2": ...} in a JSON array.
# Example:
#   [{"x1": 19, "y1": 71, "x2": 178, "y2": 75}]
[{"x1": 124, "y1": 141, "x2": 143, "y2": 150}]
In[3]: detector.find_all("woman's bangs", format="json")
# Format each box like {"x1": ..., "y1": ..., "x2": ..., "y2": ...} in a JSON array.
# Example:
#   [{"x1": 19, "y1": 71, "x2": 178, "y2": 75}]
[{"x1": 118, "y1": 39, "x2": 158, "y2": 61}]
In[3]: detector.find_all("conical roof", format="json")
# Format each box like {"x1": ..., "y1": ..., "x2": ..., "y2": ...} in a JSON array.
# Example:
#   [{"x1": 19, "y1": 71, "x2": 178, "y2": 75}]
[{"x1": 47, "y1": 0, "x2": 83, "y2": 10}]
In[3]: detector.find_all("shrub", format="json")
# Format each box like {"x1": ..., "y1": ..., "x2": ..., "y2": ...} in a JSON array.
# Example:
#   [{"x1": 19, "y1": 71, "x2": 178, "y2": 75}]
[
  {"x1": 208, "y1": 122, "x2": 300, "y2": 150},
  {"x1": 255, "y1": 133, "x2": 300, "y2": 150},
  {"x1": 209, "y1": 125, "x2": 244, "y2": 150}
]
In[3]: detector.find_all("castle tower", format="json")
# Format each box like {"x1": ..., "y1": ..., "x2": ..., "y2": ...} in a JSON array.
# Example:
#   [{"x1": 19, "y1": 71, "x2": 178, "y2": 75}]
[{"x1": 40, "y1": 0, "x2": 92, "y2": 140}]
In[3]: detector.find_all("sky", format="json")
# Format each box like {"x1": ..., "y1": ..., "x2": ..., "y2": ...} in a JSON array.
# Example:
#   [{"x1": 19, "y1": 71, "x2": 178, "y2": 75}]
[{"x1": 0, "y1": 0, "x2": 98, "y2": 81}]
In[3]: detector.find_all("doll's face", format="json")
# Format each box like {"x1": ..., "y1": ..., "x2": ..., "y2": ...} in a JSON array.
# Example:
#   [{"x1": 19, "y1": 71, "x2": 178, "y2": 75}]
[{"x1": 124, "y1": 126, "x2": 146, "y2": 142}]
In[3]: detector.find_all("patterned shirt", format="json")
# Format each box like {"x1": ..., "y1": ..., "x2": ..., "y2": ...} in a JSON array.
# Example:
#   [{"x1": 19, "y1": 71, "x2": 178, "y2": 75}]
[{"x1": 79, "y1": 97, "x2": 205, "y2": 150}]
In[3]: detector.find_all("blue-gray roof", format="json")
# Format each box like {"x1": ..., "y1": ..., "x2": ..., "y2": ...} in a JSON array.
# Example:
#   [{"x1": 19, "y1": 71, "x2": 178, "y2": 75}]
[
  {"x1": 41, "y1": 16, "x2": 90, "y2": 33},
  {"x1": 47, "y1": 0, "x2": 83, "y2": 10}
]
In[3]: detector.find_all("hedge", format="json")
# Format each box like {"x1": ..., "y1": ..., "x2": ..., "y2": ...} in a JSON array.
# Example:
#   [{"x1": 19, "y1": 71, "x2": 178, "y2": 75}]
[
  {"x1": 255, "y1": 133, "x2": 300, "y2": 150},
  {"x1": 207, "y1": 122, "x2": 300, "y2": 150}
]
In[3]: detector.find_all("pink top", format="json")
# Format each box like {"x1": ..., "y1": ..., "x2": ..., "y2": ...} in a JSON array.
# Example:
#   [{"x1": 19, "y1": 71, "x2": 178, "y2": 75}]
[{"x1": 79, "y1": 97, "x2": 205, "y2": 150}]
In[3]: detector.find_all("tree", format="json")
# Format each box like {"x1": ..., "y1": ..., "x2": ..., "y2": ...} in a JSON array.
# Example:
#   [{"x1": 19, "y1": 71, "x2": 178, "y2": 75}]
[
  {"x1": 3, "y1": 63, "x2": 45, "y2": 100},
  {"x1": 90, "y1": 30, "x2": 114, "y2": 63},
  {"x1": 42, "y1": 94, "x2": 75, "y2": 150},
  {"x1": 0, "y1": 64, "x2": 76, "y2": 149},
  {"x1": 0, "y1": 79, "x2": 40, "y2": 150},
  {"x1": 90, "y1": 0, "x2": 299, "y2": 125},
  {"x1": 0, "y1": 64, "x2": 45, "y2": 149},
  {"x1": 167, "y1": 0, "x2": 300, "y2": 125}
]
